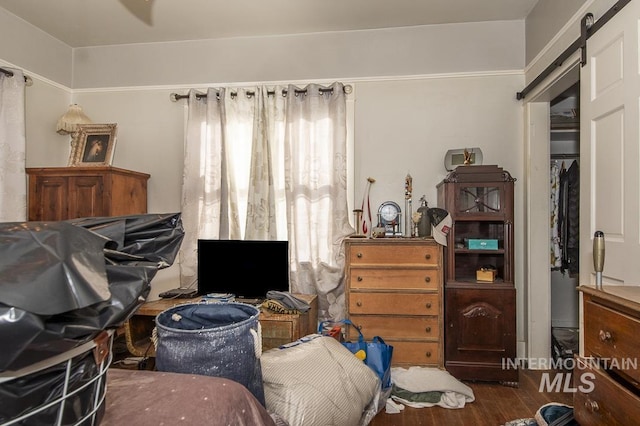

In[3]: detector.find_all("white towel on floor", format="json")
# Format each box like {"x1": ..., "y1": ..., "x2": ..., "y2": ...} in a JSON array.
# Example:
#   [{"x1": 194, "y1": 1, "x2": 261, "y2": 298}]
[{"x1": 390, "y1": 366, "x2": 475, "y2": 409}]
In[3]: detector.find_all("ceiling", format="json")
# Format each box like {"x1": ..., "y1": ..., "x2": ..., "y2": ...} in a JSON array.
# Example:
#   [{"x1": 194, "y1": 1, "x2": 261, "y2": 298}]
[{"x1": 0, "y1": 0, "x2": 539, "y2": 48}]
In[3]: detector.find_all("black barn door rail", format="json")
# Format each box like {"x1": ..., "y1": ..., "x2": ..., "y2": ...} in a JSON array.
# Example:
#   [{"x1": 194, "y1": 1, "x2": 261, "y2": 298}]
[{"x1": 517, "y1": 0, "x2": 631, "y2": 100}]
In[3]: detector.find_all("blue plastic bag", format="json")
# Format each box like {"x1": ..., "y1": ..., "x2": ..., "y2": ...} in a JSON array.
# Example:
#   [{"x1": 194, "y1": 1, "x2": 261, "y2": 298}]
[{"x1": 320, "y1": 319, "x2": 393, "y2": 390}]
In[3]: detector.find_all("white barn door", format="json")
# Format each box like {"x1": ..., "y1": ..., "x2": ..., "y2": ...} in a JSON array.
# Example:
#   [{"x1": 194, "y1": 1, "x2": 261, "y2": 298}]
[{"x1": 580, "y1": 0, "x2": 640, "y2": 287}]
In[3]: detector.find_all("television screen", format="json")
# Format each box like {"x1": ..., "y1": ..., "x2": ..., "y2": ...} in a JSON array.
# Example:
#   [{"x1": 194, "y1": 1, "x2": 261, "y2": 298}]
[{"x1": 197, "y1": 239, "x2": 290, "y2": 299}]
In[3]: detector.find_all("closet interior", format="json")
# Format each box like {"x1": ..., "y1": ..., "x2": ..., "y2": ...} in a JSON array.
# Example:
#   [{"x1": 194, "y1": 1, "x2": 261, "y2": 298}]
[{"x1": 549, "y1": 82, "x2": 579, "y2": 362}]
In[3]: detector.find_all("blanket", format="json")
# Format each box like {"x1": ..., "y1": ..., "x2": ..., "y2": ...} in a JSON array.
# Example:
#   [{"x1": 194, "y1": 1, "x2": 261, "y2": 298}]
[
  {"x1": 388, "y1": 366, "x2": 475, "y2": 410},
  {"x1": 102, "y1": 369, "x2": 279, "y2": 426}
]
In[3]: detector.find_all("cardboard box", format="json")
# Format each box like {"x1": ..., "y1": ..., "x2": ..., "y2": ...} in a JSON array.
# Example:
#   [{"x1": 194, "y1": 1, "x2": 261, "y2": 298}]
[
  {"x1": 477, "y1": 268, "x2": 497, "y2": 282},
  {"x1": 467, "y1": 239, "x2": 498, "y2": 250}
]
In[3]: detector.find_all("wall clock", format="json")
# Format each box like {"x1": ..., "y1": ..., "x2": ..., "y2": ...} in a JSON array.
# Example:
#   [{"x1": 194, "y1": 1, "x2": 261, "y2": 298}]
[{"x1": 377, "y1": 201, "x2": 402, "y2": 236}]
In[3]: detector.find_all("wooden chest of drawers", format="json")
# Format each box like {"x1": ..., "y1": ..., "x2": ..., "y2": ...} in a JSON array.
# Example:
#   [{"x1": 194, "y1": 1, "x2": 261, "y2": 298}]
[
  {"x1": 575, "y1": 286, "x2": 640, "y2": 425},
  {"x1": 344, "y1": 238, "x2": 443, "y2": 367}
]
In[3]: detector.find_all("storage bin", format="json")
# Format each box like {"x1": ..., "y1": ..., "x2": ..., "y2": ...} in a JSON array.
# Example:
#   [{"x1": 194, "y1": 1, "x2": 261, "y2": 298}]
[
  {"x1": 0, "y1": 330, "x2": 112, "y2": 426},
  {"x1": 154, "y1": 302, "x2": 265, "y2": 405},
  {"x1": 466, "y1": 239, "x2": 499, "y2": 250}
]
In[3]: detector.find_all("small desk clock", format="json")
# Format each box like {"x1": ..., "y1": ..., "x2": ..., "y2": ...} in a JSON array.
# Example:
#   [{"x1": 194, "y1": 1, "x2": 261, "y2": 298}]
[{"x1": 377, "y1": 201, "x2": 402, "y2": 236}]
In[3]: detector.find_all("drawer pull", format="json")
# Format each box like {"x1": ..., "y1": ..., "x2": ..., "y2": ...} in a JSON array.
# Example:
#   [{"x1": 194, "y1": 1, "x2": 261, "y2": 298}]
[
  {"x1": 357, "y1": 276, "x2": 363, "y2": 282},
  {"x1": 425, "y1": 351, "x2": 432, "y2": 358},
  {"x1": 356, "y1": 301, "x2": 362, "y2": 307},
  {"x1": 357, "y1": 252, "x2": 363, "y2": 258},
  {"x1": 425, "y1": 326, "x2": 431, "y2": 333},
  {"x1": 585, "y1": 399, "x2": 599, "y2": 412},
  {"x1": 598, "y1": 330, "x2": 612, "y2": 342},
  {"x1": 424, "y1": 276, "x2": 431, "y2": 283},
  {"x1": 425, "y1": 253, "x2": 431, "y2": 260},
  {"x1": 426, "y1": 302, "x2": 432, "y2": 309}
]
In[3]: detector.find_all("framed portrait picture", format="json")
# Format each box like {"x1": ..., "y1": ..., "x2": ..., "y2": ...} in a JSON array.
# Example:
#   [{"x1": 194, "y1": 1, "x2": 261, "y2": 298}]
[{"x1": 69, "y1": 123, "x2": 117, "y2": 166}]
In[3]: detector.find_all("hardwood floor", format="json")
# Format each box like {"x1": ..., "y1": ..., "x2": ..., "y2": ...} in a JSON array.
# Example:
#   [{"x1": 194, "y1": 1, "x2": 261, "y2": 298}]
[{"x1": 370, "y1": 369, "x2": 574, "y2": 426}]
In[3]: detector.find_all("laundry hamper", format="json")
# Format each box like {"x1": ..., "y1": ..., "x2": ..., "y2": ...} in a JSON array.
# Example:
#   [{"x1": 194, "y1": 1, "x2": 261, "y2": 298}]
[
  {"x1": 0, "y1": 330, "x2": 113, "y2": 426},
  {"x1": 154, "y1": 302, "x2": 265, "y2": 405}
]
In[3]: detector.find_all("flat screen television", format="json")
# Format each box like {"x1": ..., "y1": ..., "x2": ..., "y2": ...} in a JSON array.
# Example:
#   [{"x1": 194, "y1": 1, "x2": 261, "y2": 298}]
[{"x1": 197, "y1": 239, "x2": 290, "y2": 299}]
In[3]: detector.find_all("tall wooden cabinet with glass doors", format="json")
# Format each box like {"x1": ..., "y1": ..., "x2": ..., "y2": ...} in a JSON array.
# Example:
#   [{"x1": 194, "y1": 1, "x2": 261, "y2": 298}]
[{"x1": 437, "y1": 165, "x2": 518, "y2": 386}]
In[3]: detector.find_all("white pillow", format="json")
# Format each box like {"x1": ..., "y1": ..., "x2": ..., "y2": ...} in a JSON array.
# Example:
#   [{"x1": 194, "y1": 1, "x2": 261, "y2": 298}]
[{"x1": 261, "y1": 335, "x2": 380, "y2": 426}]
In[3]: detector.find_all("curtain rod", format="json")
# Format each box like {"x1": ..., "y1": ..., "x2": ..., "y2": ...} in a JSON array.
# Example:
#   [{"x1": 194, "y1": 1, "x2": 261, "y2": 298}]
[
  {"x1": 170, "y1": 84, "x2": 352, "y2": 102},
  {"x1": 516, "y1": 0, "x2": 630, "y2": 100},
  {"x1": 0, "y1": 66, "x2": 33, "y2": 86}
]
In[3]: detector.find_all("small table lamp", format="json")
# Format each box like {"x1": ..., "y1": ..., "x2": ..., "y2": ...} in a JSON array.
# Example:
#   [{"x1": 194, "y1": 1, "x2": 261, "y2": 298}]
[{"x1": 56, "y1": 104, "x2": 92, "y2": 135}]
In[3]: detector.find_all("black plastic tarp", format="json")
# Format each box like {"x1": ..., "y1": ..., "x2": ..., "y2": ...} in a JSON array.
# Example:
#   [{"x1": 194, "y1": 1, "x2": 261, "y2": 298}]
[{"x1": 0, "y1": 212, "x2": 184, "y2": 373}]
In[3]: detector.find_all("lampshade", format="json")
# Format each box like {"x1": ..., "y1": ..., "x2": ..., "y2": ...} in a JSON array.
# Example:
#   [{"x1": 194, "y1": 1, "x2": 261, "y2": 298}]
[{"x1": 56, "y1": 104, "x2": 92, "y2": 135}]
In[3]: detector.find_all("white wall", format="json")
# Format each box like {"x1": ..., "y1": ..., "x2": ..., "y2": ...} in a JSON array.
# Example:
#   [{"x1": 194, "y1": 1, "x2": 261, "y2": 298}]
[
  {"x1": 2, "y1": 13, "x2": 526, "y2": 342},
  {"x1": 354, "y1": 74, "x2": 526, "y2": 345},
  {"x1": 22, "y1": 73, "x2": 526, "y2": 329},
  {"x1": 524, "y1": 0, "x2": 619, "y2": 79},
  {"x1": 70, "y1": 89, "x2": 185, "y2": 215},
  {"x1": 354, "y1": 75, "x2": 524, "y2": 213},
  {"x1": 23, "y1": 79, "x2": 72, "y2": 167},
  {"x1": 525, "y1": 0, "x2": 585, "y2": 65},
  {"x1": 0, "y1": 8, "x2": 72, "y2": 86},
  {"x1": 71, "y1": 21, "x2": 524, "y2": 89}
]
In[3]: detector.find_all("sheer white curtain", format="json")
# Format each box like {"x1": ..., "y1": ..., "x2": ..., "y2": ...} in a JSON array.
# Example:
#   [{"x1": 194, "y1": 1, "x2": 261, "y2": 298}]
[
  {"x1": 180, "y1": 82, "x2": 353, "y2": 320},
  {"x1": 0, "y1": 68, "x2": 27, "y2": 222},
  {"x1": 282, "y1": 83, "x2": 353, "y2": 320}
]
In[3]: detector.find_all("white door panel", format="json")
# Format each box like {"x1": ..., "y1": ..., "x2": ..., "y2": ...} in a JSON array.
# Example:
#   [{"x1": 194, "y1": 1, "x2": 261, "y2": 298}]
[
  {"x1": 592, "y1": 33, "x2": 624, "y2": 99},
  {"x1": 581, "y1": 0, "x2": 640, "y2": 286}
]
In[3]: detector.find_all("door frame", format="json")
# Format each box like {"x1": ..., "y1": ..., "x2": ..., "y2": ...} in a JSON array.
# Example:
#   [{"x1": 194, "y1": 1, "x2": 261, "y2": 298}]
[{"x1": 522, "y1": 53, "x2": 581, "y2": 362}]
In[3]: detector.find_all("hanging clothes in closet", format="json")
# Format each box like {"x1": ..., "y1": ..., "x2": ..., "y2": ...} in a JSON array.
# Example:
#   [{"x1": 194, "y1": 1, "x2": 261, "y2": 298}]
[
  {"x1": 554, "y1": 160, "x2": 579, "y2": 275},
  {"x1": 550, "y1": 161, "x2": 562, "y2": 269}
]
